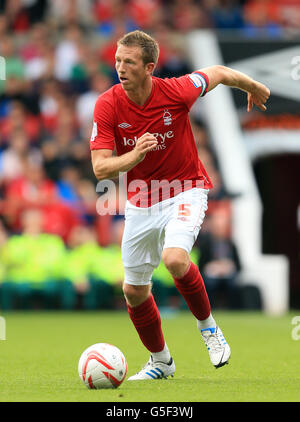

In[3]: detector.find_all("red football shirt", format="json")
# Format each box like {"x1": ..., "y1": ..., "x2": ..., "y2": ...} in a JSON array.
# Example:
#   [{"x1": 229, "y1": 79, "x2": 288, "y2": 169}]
[{"x1": 90, "y1": 72, "x2": 213, "y2": 207}]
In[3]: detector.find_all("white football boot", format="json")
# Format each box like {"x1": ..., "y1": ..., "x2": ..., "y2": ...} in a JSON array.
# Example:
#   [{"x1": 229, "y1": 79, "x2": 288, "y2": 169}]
[
  {"x1": 201, "y1": 326, "x2": 231, "y2": 368},
  {"x1": 128, "y1": 355, "x2": 175, "y2": 381}
]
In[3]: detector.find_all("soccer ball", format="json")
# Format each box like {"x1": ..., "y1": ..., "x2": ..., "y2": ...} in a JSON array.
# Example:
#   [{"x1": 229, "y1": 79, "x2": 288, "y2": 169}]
[{"x1": 78, "y1": 343, "x2": 127, "y2": 389}]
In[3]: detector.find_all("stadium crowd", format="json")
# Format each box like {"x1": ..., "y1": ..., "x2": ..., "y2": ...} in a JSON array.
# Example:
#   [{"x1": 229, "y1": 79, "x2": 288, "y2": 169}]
[{"x1": 0, "y1": 0, "x2": 289, "y2": 311}]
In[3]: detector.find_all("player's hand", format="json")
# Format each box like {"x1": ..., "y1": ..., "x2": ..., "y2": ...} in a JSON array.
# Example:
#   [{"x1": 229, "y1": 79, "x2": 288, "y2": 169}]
[
  {"x1": 133, "y1": 132, "x2": 158, "y2": 162},
  {"x1": 247, "y1": 81, "x2": 270, "y2": 112}
]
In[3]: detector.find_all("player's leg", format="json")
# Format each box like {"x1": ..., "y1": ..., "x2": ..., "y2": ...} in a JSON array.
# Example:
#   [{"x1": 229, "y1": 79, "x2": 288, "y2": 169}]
[
  {"x1": 163, "y1": 188, "x2": 230, "y2": 368},
  {"x1": 162, "y1": 247, "x2": 213, "y2": 323},
  {"x1": 123, "y1": 281, "x2": 165, "y2": 354},
  {"x1": 121, "y1": 207, "x2": 174, "y2": 380},
  {"x1": 122, "y1": 272, "x2": 175, "y2": 380}
]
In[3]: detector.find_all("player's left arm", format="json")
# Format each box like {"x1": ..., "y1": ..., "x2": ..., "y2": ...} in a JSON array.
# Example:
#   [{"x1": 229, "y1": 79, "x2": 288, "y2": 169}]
[{"x1": 199, "y1": 65, "x2": 270, "y2": 112}]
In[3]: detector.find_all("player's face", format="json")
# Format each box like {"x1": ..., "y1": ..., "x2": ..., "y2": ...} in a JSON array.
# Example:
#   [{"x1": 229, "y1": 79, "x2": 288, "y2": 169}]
[{"x1": 115, "y1": 45, "x2": 153, "y2": 91}]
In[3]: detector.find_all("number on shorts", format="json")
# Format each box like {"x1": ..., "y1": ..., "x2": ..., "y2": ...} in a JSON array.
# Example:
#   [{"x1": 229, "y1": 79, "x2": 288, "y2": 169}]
[{"x1": 178, "y1": 203, "x2": 191, "y2": 217}]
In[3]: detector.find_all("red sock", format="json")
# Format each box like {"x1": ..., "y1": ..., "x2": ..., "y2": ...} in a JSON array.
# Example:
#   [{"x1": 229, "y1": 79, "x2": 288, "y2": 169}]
[
  {"x1": 174, "y1": 262, "x2": 211, "y2": 321},
  {"x1": 127, "y1": 294, "x2": 165, "y2": 353}
]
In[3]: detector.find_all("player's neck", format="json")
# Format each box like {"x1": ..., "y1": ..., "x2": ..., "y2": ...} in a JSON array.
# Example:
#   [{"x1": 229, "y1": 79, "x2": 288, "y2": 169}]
[{"x1": 125, "y1": 77, "x2": 153, "y2": 107}]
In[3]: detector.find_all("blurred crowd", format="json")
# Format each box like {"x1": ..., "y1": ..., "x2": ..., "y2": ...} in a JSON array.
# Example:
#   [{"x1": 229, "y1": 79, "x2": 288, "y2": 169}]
[
  {"x1": 0, "y1": 0, "x2": 270, "y2": 311},
  {"x1": 0, "y1": 0, "x2": 300, "y2": 36}
]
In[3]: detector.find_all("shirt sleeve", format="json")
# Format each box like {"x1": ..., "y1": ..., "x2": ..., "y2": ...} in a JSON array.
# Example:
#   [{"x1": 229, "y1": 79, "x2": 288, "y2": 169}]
[
  {"x1": 90, "y1": 95, "x2": 115, "y2": 151},
  {"x1": 171, "y1": 71, "x2": 209, "y2": 110}
]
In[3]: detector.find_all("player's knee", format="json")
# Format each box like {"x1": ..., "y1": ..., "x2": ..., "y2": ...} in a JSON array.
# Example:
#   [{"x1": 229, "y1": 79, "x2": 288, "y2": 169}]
[
  {"x1": 122, "y1": 283, "x2": 151, "y2": 307},
  {"x1": 162, "y1": 248, "x2": 190, "y2": 278}
]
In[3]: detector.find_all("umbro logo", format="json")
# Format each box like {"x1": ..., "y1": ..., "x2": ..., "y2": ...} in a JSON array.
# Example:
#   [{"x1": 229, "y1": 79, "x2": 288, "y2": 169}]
[{"x1": 118, "y1": 122, "x2": 131, "y2": 129}]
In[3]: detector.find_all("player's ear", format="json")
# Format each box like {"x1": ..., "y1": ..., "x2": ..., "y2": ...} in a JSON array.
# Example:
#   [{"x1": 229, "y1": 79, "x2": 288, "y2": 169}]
[{"x1": 146, "y1": 62, "x2": 155, "y2": 76}]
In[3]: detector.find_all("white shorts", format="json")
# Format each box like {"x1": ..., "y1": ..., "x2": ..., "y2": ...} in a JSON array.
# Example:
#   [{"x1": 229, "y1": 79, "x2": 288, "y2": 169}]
[{"x1": 121, "y1": 188, "x2": 208, "y2": 286}]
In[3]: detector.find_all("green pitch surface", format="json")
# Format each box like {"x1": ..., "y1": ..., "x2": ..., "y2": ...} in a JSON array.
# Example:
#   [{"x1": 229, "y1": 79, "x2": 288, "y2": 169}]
[{"x1": 0, "y1": 310, "x2": 299, "y2": 402}]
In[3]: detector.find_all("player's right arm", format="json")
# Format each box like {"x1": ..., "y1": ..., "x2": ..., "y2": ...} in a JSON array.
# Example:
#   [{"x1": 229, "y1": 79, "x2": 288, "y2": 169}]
[
  {"x1": 90, "y1": 94, "x2": 157, "y2": 181},
  {"x1": 91, "y1": 132, "x2": 158, "y2": 181},
  {"x1": 199, "y1": 65, "x2": 270, "y2": 112}
]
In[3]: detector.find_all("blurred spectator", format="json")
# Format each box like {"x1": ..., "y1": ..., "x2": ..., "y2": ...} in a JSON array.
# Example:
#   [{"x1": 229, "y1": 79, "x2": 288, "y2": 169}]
[
  {"x1": 279, "y1": 0, "x2": 300, "y2": 28},
  {"x1": 63, "y1": 224, "x2": 120, "y2": 309},
  {"x1": 0, "y1": 218, "x2": 8, "y2": 285},
  {"x1": 168, "y1": 0, "x2": 211, "y2": 32},
  {"x1": 197, "y1": 205, "x2": 241, "y2": 309},
  {"x1": 0, "y1": 35, "x2": 24, "y2": 85},
  {"x1": 70, "y1": 43, "x2": 113, "y2": 94},
  {"x1": 0, "y1": 101, "x2": 41, "y2": 143},
  {"x1": 56, "y1": 164, "x2": 81, "y2": 207},
  {"x1": 20, "y1": 22, "x2": 48, "y2": 62},
  {"x1": 3, "y1": 158, "x2": 82, "y2": 242},
  {"x1": 38, "y1": 92, "x2": 57, "y2": 134},
  {"x1": 48, "y1": 0, "x2": 94, "y2": 27},
  {"x1": 3, "y1": 158, "x2": 58, "y2": 229},
  {"x1": 40, "y1": 136, "x2": 91, "y2": 183},
  {"x1": 204, "y1": 0, "x2": 245, "y2": 30},
  {"x1": 38, "y1": 78, "x2": 66, "y2": 134},
  {"x1": 93, "y1": 0, "x2": 137, "y2": 37},
  {"x1": 0, "y1": 14, "x2": 8, "y2": 36},
  {"x1": 0, "y1": 217, "x2": 8, "y2": 245},
  {"x1": 0, "y1": 0, "x2": 48, "y2": 33},
  {"x1": 207, "y1": 166, "x2": 230, "y2": 202},
  {"x1": 242, "y1": 0, "x2": 283, "y2": 37},
  {"x1": 0, "y1": 0, "x2": 30, "y2": 33},
  {"x1": 94, "y1": 179, "x2": 126, "y2": 246},
  {"x1": 126, "y1": 0, "x2": 163, "y2": 31},
  {"x1": 150, "y1": 24, "x2": 174, "y2": 71},
  {"x1": 63, "y1": 224, "x2": 99, "y2": 308},
  {"x1": 191, "y1": 120, "x2": 210, "y2": 150},
  {"x1": 0, "y1": 33, "x2": 41, "y2": 117},
  {"x1": 98, "y1": 19, "x2": 129, "y2": 72},
  {"x1": 40, "y1": 138, "x2": 64, "y2": 180},
  {"x1": 54, "y1": 23, "x2": 83, "y2": 81},
  {"x1": 21, "y1": 23, "x2": 55, "y2": 81},
  {"x1": 76, "y1": 72, "x2": 112, "y2": 127},
  {"x1": 0, "y1": 208, "x2": 73, "y2": 310},
  {"x1": 54, "y1": 103, "x2": 80, "y2": 143},
  {"x1": 155, "y1": 39, "x2": 192, "y2": 79},
  {"x1": 56, "y1": 166, "x2": 98, "y2": 223},
  {"x1": 75, "y1": 178, "x2": 99, "y2": 222},
  {"x1": 0, "y1": 130, "x2": 42, "y2": 183}
]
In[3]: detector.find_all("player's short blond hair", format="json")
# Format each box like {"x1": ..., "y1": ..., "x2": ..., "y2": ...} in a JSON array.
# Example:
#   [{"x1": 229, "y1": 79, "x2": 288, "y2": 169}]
[{"x1": 117, "y1": 30, "x2": 159, "y2": 66}]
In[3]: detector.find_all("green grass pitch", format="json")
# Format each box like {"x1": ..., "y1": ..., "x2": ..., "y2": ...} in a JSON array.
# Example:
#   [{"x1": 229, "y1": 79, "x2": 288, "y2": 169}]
[{"x1": 0, "y1": 310, "x2": 299, "y2": 402}]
